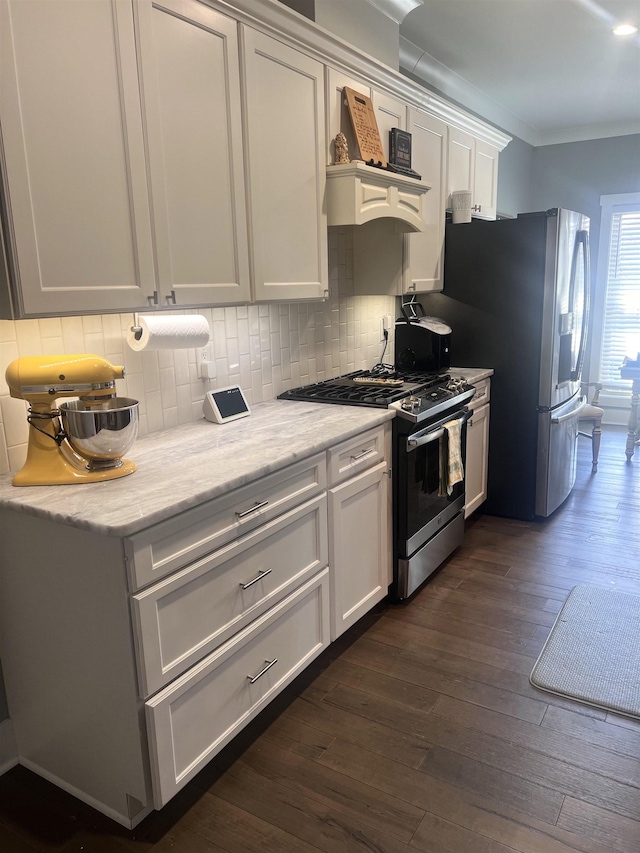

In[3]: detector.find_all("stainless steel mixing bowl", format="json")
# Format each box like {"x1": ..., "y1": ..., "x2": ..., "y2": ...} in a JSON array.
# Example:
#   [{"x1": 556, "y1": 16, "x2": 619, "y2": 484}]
[{"x1": 59, "y1": 397, "x2": 139, "y2": 470}]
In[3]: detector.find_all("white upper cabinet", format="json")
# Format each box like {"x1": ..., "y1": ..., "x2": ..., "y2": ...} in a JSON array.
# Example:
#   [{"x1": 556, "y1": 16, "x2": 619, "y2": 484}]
[
  {"x1": 0, "y1": 0, "x2": 508, "y2": 317},
  {"x1": 404, "y1": 109, "x2": 448, "y2": 293},
  {"x1": 447, "y1": 127, "x2": 475, "y2": 199},
  {"x1": 473, "y1": 139, "x2": 499, "y2": 220},
  {"x1": 0, "y1": 0, "x2": 156, "y2": 315},
  {"x1": 241, "y1": 28, "x2": 328, "y2": 302},
  {"x1": 447, "y1": 127, "x2": 499, "y2": 220},
  {"x1": 136, "y1": 0, "x2": 251, "y2": 306}
]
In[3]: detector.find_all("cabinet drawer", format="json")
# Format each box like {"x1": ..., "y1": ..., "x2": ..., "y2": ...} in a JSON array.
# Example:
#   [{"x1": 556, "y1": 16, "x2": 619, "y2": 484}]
[
  {"x1": 132, "y1": 495, "x2": 328, "y2": 697},
  {"x1": 125, "y1": 452, "x2": 326, "y2": 590},
  {"x1": 470, "y1": 378, "x2": 490, "y2": 408},
  {"x1": 145, "y1": 568, "x2": 330, "y2": 807},
  {"x1": 328, "y1": 424, "x2": 389, "y2": 486}
]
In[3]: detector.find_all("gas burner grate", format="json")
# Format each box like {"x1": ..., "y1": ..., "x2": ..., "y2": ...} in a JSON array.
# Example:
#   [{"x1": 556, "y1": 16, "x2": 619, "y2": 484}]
[{"x1": 277, "y1": 368, "x2": 464, "y2": 413}]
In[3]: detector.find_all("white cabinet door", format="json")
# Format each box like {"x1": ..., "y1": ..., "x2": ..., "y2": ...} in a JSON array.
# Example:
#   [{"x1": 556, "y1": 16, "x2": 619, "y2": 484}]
[
  {"x1": 0, "y1": 0, "x2": 156, "y2": 315},
  {"x1": 465, "y1": 401, "x2": 490, "y2": 517},
  {"x1": 403, "y1": 109, "x2": 448, "y2": 293},
  {"x1": 136, "y1": 0, "x2": 250, "y2": 306},
  {"x1": 241, "y1": 27, "x2": 328, "y2": 301},
  {"x1": 447, "y1": 127, "x2": 474, "y2": 204},
  {"x1": 473, "y1": 139, "x2": 499, "y2": 220},
  {"x1": 447, "y1": 128, "x2": 499, "y2": 220},
  {"x1": 329, "y1": 460, "x2": 391, "y2": 639}
]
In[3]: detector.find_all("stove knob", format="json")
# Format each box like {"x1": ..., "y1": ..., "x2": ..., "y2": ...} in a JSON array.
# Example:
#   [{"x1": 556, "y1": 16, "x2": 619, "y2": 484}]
[{"x1": 401, "y1": 395, "x2": 421, "y2": 412}]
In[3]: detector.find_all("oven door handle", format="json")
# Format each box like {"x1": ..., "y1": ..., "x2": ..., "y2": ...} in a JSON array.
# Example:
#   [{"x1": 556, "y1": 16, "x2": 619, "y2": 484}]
[
  {"x1": 407, "y1": 427, "x2": 444, "y2": 451},
  {"x1": 406, "y1": 410, "x2": 471, "y2": 452}
]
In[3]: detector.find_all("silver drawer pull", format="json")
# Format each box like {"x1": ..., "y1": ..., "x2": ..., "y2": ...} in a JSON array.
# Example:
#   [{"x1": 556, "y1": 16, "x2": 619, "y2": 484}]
[
  {"x1": 235, "y1": 499, "x2": 269, "y2": 519},
  {"x1": 248, "y1": 658, "x2": 278, "y2": 684},
  {"x1": 350, "y1": 448, "x2": 374, "y2": 462},
  {"x1": 239, "y1": 568, "x2": 272, "y2": 590}
]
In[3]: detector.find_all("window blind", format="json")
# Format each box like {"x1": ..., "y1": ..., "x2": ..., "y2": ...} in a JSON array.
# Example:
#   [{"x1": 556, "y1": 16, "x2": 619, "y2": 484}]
[{"x1": 600, "y1": 209, "x2": 640, "y2": 391}]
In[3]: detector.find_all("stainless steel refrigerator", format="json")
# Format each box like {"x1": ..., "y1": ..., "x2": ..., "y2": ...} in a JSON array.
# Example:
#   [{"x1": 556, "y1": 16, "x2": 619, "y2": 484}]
[{"x1": 419, "y1": 208, "x2": 590, "y2": 521}]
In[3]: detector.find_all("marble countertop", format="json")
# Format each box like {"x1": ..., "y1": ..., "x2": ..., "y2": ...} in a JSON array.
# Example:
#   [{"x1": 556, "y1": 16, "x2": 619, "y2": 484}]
[
  {"x1": 0, "y1": 367, "x2": 492, "y2": 538},
  {"x1": 0, "y1": 401, "x2": 394, "y2": 538},
  {"x1": 449, "y1": 367, "x2": 494, "y2": 383}
]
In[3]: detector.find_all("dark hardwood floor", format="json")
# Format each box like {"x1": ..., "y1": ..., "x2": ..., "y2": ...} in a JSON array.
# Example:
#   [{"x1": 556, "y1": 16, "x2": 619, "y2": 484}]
[{"x1": 2, "y1": 426, "x2": 639, "y2": 852}]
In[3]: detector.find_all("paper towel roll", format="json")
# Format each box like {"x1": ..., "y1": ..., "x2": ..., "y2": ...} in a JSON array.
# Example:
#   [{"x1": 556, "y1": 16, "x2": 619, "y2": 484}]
[{"x1": 127, "y1": 314, "x2": 210, "y2": 351}]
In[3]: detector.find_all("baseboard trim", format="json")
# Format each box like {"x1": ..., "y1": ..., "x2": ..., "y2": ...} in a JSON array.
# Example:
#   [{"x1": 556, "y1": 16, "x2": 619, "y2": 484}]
[{"x1": 0, "y1": 718, "x2": 18, "y2": 774}]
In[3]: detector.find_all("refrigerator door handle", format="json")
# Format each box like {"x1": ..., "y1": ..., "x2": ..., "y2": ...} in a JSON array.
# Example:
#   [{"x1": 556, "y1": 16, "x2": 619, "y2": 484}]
[
  {"x1": 551, "y1": 398, "x2": 587, "y2": 424},
  {"x1": 570, "y1": 230, "x2": 590, "y2": 382}
]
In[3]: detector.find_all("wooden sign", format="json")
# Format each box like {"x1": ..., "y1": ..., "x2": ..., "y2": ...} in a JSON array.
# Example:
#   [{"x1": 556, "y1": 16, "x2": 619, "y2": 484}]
[{"x1": 343, "y1": 86, "x2": 387, "y2": 168}]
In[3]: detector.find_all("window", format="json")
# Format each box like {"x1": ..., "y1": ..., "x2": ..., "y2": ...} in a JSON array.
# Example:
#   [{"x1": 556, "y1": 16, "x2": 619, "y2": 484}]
[{"x1": 591, "y1": 193, "x2": 640, "y2": 404}]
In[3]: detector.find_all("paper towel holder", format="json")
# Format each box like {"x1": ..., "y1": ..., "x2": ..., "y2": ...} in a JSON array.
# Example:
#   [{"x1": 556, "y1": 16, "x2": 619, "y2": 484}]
[{"x1": 131, "y1": 312, "x2": 143, "y2": 342}]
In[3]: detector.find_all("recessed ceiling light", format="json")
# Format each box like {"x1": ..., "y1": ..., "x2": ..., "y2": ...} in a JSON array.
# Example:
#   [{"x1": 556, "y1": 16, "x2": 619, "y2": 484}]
[{"x1": 612, "y1": 23, "x2": 638, "y2": 36}]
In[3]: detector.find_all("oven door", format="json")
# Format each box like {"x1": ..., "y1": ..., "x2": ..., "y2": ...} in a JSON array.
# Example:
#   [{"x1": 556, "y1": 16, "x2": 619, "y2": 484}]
[{"x1": 395, "y1": 408, "x2": 471, "y2": 560}]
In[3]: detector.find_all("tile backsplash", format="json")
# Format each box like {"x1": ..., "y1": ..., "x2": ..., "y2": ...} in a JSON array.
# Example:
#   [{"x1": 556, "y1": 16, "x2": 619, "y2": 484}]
[{"x1": 0, "y1": 228, "x2": 397, "y2": 475}]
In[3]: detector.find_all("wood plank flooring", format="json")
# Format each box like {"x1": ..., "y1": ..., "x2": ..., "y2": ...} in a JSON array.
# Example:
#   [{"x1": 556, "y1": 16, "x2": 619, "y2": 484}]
[{"x1": 1, "y1": 426, "x2": 639, "y2": 852}]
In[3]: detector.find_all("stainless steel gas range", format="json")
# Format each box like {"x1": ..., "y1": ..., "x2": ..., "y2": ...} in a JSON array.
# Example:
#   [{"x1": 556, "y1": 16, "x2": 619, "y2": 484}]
[{"x1": 279, "y1": 367, "x2": 476, "y2": 599}]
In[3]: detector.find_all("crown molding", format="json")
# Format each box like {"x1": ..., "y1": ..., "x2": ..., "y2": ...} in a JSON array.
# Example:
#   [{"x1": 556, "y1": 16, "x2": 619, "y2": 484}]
[
  {"x1": 203, "y1": 1, "x2": 510, "y2": 149},
  {"x1": 400, "y1": 36, "x2": 535, "y2": 146},
  {"x1": 537, "y1": 120, "x2": 640, "y2": 147},
  {"x1": 399, "y1": 34, "x2": 640, "y2": 148},
  {"x1": 364, "y1": 0, "x2": 423, "y2": 25}
]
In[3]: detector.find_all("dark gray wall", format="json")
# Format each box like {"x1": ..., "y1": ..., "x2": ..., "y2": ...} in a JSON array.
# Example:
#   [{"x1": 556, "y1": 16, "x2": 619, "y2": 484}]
[
  {"x1": 0, "y1": 664, "x2": 7, "y2": 721},
  {"x1": 531, "y1": 134, "x2": 640, "y2": 267},
  {"x1": 277, "y1": 0, "x2": 314, "y2": 18},
  {"x1": 530, "y1": 135, "x2": 640, "y2": 381},
  {"x1": 496, "y1": 134, "x2": 534, "y2": 217}
]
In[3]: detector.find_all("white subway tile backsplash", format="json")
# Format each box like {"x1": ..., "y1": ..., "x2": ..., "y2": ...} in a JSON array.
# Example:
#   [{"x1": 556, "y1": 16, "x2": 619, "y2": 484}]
[
  {"x1": 0, "y1": 428, "x2": 9, "y2": 475},
  {"x1": 139, "y1": 353, "x2": 159, "y2": 394},
  {"x1": 1, "y1": 396, "x2": 29, "y2": 448},
  {"x1": 7, "y1": 442, "x2": 27, "y2": 474},
  {"x1": 40, "y1": 336, "x2": 65, "y2": 355},
  {"x1": 15, "y1": 319, "x2": 42, "y2": 355},
  {"x1": 38, "y1": 317, "x2": 63, "y2": 338},
  {"x1": 82, "y1": 315, "x2": 103, "y2": 335},
  {"x1": 0, "y1": 229, "x2": 397, "y2": 472},
  {"x1": 61, "y1": 316, "x2": 86, "y2": 353},
  {"x1": 0, "y1": 320, "x2": 17, "y2": 344},
  {"x1": 146, "y1": 390, "x2": 164, "y2": 434}
]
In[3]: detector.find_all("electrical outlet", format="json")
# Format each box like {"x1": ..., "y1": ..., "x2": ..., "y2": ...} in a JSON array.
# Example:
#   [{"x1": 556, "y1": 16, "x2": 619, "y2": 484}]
[
  {"x1": 380, "y1": 315, "x2": 392, "y2": 342},
  {"x1": 200, "y1": 360, "x2": 216, "y2": 380}
]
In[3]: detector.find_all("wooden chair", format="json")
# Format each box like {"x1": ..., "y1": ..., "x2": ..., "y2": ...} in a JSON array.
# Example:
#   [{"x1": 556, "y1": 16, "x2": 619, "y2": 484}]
[{"x1": 578, "y1": 382, "x2": 604, "y2": 473}]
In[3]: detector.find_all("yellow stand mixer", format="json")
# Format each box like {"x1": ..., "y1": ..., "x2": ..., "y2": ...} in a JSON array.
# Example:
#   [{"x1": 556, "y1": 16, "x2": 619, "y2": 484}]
[{"x1": 5, "y1": 354, "x2": 139, "y2": 486}]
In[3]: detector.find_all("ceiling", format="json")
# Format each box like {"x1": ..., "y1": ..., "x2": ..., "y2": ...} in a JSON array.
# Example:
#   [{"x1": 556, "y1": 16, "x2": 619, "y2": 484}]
[{"x1": 399, "y1": 0, "x2": 640, "y2": 146}]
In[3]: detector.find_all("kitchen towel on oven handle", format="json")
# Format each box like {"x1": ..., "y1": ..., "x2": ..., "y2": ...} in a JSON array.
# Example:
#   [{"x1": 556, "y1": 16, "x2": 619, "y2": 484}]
[{"x1": 438, "y1": 416, "x2": 465, "y2": 497}]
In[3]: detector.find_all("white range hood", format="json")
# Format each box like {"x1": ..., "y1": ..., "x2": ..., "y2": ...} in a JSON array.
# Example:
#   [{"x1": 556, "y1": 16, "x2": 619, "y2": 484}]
[{"x1": 326, "y1": 161, "x2": 431, "y2": 232}]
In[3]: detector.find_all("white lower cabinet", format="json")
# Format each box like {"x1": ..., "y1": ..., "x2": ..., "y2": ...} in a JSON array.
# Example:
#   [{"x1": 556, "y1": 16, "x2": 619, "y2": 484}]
[
  {"x1": 329, "y1": 462, "x2": 391, "y2": 638},
  {"x1": 327, "y1": 426, "x2": 392, "y2": 639},
  {"x1": 146, "y1": 568, "x2": 330, "y2": 807},
  {"x1": 464, "y1": 379, "x2": 491, "y2": 517},
  {"x1": 0, "y1": 423, "x2": 392, "y2": 827},
  {"x1": 132, "y1": 494, "x2": 328, "y2": 696}
]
